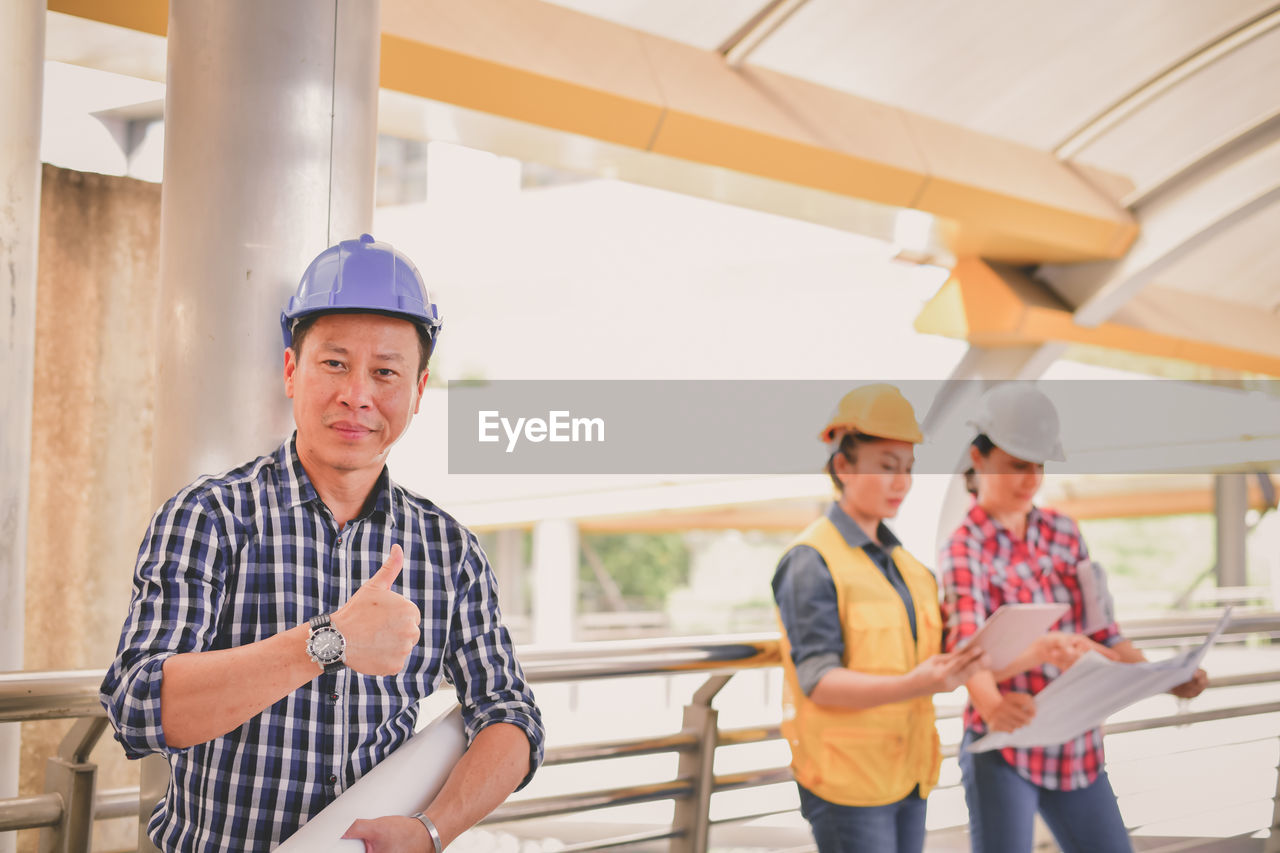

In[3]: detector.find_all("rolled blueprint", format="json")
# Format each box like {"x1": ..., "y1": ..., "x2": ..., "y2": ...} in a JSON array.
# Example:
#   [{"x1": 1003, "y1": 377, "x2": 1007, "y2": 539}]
[{"x1": 275, "y1": 704, "x2": 467, "y2": 851}]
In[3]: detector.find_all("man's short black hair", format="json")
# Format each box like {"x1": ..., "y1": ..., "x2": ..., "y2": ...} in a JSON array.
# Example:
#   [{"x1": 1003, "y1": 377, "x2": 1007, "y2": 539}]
[{"x1": 289, "y1": 311, "x2": 434, "y2": 377}]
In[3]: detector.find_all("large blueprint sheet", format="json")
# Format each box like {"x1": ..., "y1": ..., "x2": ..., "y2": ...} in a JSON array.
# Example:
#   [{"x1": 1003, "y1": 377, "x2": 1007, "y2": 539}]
[
  {"x1": 967, "y1": 609, "x2": 1231, "y2": 753},
  {"x1": 275, "y1": 705, "x2": 467, "y2": 851}
]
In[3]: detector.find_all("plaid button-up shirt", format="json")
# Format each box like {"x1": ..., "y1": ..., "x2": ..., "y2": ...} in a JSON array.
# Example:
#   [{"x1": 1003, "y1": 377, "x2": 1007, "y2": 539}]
[
  {"x1": 939, "y1": 503, "x2": 1120, "y2": 791},
  {"x1": 101, "y1": 436, "x2": 544, "y2": 852}
]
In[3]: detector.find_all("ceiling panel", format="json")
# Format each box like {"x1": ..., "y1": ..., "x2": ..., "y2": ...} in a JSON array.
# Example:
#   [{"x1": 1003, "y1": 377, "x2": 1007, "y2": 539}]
[
  {"x1": 1152, "y1": 201, "x2": 1280, "y2": 312},
  {"x1": 537, "y1": 0, "x2": 768, "y2": 51},
  {"x1": 747, "y1": 0, "x2": 1274, "y2": 151},
  {"x1": 1066, "y1": 22, "x2": 1280, "y2": 203}
]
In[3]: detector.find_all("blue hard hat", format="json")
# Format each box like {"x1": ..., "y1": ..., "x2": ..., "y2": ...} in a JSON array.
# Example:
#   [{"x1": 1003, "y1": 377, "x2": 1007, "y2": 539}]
[{"x1": 280, "y1": 233, "x2": 443, "y2": 350}]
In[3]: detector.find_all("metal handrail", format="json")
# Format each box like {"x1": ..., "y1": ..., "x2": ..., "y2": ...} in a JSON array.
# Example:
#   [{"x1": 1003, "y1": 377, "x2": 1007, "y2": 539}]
[
  {"x1": 5, "y1": 614, "x2": 1276, "y2": 721},
  {"x1": 1, "y1": 612, "x2": 1278, "y2": 851}
]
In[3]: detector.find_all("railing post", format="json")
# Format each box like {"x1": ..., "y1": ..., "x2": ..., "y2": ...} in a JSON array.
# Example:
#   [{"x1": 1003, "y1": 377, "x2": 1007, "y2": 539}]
[
  {"x1": 1266, "y1": 733, "x2": 1280, "y2": 853},
  {"x1": 669, "y1": 674, "x2": 731, "y2": 853},
  {"x1": 38, "y1": 718, "x2": 107, "y2": 853}
]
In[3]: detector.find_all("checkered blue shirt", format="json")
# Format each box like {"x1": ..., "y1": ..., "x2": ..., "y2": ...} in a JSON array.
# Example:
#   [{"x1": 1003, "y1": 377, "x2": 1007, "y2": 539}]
[{"x1": 100, "y1": 436, "x2": 544, "y2": 852}]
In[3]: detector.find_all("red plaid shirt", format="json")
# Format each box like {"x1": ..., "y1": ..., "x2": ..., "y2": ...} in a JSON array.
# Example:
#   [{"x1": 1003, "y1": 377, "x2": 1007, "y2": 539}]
[{"x1": 940, "y1": 503, "x2": 1121, "y2": 791}]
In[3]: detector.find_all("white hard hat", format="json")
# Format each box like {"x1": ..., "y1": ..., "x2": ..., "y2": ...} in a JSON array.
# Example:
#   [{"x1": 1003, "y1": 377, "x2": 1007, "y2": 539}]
[{"x1": 968, "y1": 383, "x2": 1066, "y2": 463}]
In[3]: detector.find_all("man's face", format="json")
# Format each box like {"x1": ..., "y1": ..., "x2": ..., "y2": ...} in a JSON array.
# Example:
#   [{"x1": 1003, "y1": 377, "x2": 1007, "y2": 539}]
[{"x1": 284, "y1": 313, "x2": 429, "y2": 482}]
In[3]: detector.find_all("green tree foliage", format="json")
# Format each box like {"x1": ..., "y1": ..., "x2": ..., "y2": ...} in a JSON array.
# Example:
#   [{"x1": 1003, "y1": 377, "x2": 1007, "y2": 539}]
[{"x1": 579, "y1": 533, "x2": 690, "y2": 611}]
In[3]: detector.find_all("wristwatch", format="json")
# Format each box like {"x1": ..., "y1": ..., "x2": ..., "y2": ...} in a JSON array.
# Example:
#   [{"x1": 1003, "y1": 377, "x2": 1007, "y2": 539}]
[{"x1": 306, "y1": 613, "x2": 346, "y2": 674}]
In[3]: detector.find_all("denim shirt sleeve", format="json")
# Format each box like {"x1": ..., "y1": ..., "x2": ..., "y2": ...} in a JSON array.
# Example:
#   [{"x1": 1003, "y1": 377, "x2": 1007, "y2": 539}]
[
  {"x1": 444, "y1": 531, "x2": 546, "y2": 790},
  {"x1": 772, "y1": 545, "x2": 844, "y2": 696}
]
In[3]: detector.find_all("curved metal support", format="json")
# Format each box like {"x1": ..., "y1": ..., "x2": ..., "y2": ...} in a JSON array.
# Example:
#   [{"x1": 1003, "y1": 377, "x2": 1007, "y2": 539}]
[
  {"x1": 718, "y1": 0, "x2": 810, "y2": 67},
  {"x1": 57, "y1": 718, "x2": 108, "y2": 766},
  {"x1": 1043, "y1": 120, "x2": 1280, "y2": 328},
  {"x1": 40, "y1": 717, "x2": 108, "y2": 853},
  {"x1": 669, "y1": 674, "x2": 731, "y2": 853},
  {"x1": 1055, "y1": 6, "x2": 1280, "y2": 160}
]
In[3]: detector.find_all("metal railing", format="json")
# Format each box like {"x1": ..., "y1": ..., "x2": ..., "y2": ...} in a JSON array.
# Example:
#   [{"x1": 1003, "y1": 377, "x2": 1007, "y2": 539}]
[{"x1": 2, "y1": 615, "x2": 1279, "y2": 852}]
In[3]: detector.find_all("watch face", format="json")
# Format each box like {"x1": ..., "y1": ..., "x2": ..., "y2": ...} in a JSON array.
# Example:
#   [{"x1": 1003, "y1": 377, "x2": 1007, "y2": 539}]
[{"x1": 310, "y1": 626, "x2": 345, "y2": 663}]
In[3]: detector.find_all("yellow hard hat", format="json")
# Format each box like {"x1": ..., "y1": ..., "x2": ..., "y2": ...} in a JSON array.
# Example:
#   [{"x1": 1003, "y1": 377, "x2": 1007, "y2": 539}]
[{"x1": 820, "y1": 384, "x2": 924, "y2": 444}]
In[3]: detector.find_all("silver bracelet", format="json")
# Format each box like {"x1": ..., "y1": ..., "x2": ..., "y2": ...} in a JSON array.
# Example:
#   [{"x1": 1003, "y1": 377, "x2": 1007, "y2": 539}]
[{"x1": 411, "y1": 812, "x2": 443, "y2": 853}]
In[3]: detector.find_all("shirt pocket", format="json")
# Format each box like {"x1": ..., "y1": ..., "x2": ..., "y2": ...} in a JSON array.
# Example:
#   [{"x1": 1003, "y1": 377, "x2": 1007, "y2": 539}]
[
  {"x1": 845, "y1": 601, "x2": 912, "y2": 675},
  {"x1": 916, "y1": 601, "x2": 942, "y2": 655},
  {"x1": 821, "y1": 726, "x2": 907, "y2": 804}
]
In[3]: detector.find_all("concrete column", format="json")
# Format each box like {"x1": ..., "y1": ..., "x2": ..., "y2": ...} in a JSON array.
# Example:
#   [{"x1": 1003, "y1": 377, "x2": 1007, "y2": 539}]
[
  {"x1": 1214, "y1": 474, "x2": 1249, "y2": 589},
  {"x1": 0, "y1": 3, "x2": 44, "y2": 851},
  {"x1": 531, "y1": 520, "x2": 579, "y2": 646},
  {"x1": 494, "y1": 528, "x2": 527, "y2": 617},
  {"x1": 141, "y1": 2, "x2": 381, "y2": 849}
]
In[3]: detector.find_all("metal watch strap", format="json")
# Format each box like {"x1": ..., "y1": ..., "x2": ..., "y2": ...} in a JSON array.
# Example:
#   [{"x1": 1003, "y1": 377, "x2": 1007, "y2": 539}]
[
  {"x1": 309, "y1": 613, "x2": 331, "y2": 630},
  {"x1": 412, "y1": 812, "x2": 443, "y2": 853}
]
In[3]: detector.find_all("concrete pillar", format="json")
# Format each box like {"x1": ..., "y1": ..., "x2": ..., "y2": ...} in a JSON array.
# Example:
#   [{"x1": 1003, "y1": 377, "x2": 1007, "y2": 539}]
[
  {"x1": 1214, "y1": 474, "x2": 1248, "y2": 589},
  {"x1": 491, "y1": 522, "x2": 527, "y2": 635},
  {"x1": 141, "y1": 2, "x2": 381, "y2": 849},
  {"x1": 0, "y1": 3, "x2": 44, "y2": 851},
  {"x1": 531, "y1": 520, "x2": 579, "y2": 646},
  {"x1": 152, "y1": 0, "x2": 381, "y2": 498}
]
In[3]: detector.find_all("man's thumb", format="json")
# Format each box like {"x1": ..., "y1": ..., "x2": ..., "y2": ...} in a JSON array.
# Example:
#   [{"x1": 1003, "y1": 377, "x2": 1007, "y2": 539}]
[{"x1": 367, "y1": 544, "x2": 404, "y2": 589}]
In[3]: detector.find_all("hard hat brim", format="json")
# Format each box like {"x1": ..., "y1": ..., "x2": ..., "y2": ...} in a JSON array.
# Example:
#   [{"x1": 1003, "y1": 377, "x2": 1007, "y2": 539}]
[
  {"x1": 980, "y1": 432, "x2": 1067, "y2": 464},
  {"x1": 821, "y1": 423, "x2": 924, "y2": 444}
]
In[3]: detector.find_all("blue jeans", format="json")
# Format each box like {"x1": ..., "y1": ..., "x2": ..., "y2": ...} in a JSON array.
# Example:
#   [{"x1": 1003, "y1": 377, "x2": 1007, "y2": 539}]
[
  {"x1": 958, "y1": 731, "x2": 1132, "y2": 853},
  {"x1": 797, "y1": 783, "x2": 926, "y2": 853}
]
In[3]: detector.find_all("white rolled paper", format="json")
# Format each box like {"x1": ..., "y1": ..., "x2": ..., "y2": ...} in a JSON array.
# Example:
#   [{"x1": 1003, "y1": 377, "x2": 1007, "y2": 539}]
[{"x1": 275, "y1": 705, "x2": 467, "y2": 851}]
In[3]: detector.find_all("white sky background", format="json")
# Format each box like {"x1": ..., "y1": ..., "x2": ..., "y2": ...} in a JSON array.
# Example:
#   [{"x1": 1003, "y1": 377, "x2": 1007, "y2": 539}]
[{"x1": 376, "y1": 141, "x2": 964, "y2": 382}]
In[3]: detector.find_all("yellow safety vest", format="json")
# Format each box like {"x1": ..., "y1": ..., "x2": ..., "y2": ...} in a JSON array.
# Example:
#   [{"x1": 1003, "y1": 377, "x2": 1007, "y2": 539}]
[{"x1": 777, "y1": 516, "x2": 943, "y2": 806}]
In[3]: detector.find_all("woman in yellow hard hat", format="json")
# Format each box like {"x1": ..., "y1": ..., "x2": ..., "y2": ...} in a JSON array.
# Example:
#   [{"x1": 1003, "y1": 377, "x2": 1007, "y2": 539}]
[{"x1": 771, "y1": 384, "x2": 989, "y2": 853}]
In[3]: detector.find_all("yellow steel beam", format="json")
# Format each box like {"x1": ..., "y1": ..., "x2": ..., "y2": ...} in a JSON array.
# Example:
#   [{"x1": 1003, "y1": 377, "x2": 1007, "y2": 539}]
[
  {"x1": 49, "y1": 0, "x2": 1137, "y2": 265},
  {"x1": 50, "y1": 0, "x2": 166, "y2": 36},
  {"x1": 1052, "y1": 480, "x2": 1276, "y2": 521},
  {"x1": 915, "y1": 258, "x2": 1280, "y2": 377}
]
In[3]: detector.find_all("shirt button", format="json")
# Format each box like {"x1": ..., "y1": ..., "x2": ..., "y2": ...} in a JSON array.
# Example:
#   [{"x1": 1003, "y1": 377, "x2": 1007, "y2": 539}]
[
  {"x1": 336, "y1": 537, "x2": 343, "y2": 546},
  {"x1": 328, "y1": 774, "x2": 338, "y2": 784},
  {"x1": 329, "y1": 692, "x2": 339, "y2": 702}
]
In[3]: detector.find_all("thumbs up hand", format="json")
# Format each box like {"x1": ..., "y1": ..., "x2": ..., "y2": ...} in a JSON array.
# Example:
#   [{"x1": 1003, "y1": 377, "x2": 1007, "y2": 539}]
[{"x1": 330, "y1": 544, "x2": 422, "y2": 676}]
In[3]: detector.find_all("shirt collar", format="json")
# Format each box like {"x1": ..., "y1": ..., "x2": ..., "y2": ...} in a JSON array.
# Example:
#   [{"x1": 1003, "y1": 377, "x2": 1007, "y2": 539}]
[
  {"x1": 276, "y1": 433, "x2": 398, "y2": 526},
  {"x1": 826, "y1": 502, "x2": 901, "y2": 551},
  {"x1": 967, "y1": 501, "x2": 1042, "y2": 543},
  {"x1": 277, "y1": 434, "x2": 320, "y2": 509}
]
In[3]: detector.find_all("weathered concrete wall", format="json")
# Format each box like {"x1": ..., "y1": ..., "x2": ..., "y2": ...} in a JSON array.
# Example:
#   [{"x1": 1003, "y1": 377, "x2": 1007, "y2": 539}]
[{"x1": 19, "y1": 164, "x2": 160, "y2": 853}]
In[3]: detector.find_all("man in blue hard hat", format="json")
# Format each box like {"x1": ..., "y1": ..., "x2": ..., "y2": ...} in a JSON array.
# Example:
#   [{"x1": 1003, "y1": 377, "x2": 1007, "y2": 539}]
[{"x1": 101, "y1": 235, "x2": 544, "y2": 852}]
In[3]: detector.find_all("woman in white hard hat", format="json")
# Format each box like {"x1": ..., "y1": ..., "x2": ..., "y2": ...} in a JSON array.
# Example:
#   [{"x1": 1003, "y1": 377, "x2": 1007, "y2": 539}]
[
  {"x1": 771, "y1": 384, "x2": 990, "y2": 853},
  {"x1": 939, "y1": 383, "x2": 1209, "y2": 853}
]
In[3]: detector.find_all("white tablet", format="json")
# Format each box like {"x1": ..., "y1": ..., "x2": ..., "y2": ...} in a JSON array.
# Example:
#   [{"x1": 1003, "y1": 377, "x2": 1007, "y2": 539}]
[{"x1": 958, "y1": 603, "x2": 1070, "y2": 671}]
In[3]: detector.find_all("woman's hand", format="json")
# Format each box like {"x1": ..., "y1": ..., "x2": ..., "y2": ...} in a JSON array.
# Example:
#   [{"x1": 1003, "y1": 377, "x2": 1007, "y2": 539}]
[
  {"x1": 1034, "y1": 632, "x2": 1120, "y2": 671},
  {"x1": 1169, "y1": 668, "x2": 1208, "y2": 699},
  {"x1": 910, "y1": 646, "x2": 990, "y2": 694},
  {"x1": 978, "y1": 692, "x2": 1036, "y2": 732}
]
